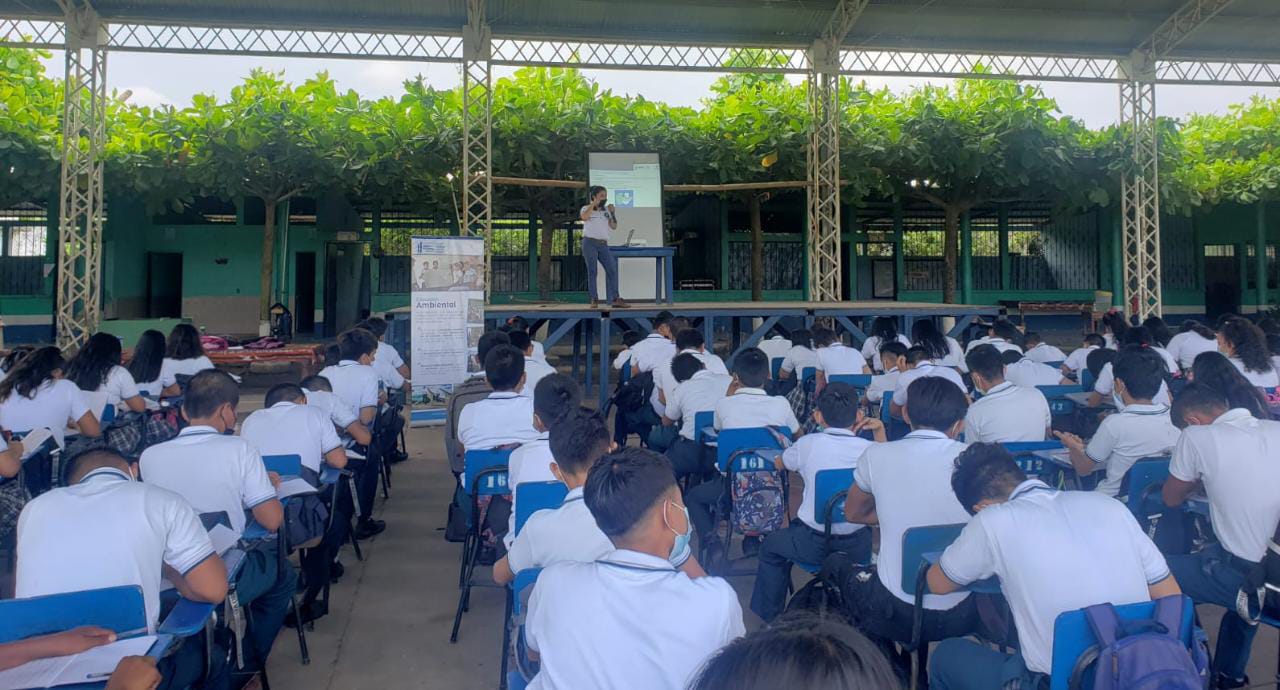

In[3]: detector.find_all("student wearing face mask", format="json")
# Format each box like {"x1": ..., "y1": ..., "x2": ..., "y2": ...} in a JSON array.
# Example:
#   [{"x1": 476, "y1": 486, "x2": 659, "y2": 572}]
[{"x1": 524, "y1": 447, "x2": 744, "y2": 690}]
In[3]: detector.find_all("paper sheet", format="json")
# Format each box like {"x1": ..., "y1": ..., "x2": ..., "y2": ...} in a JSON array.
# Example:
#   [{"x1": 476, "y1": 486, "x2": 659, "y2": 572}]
[
  {"x1": 207, "y1": 523, "x2": 239, "y2": 555},
  {"x1": 276, "y1": 477, "x2": 318, "y2": 500},
  {"x1": 20, "y1": 428, "x2": 55, "y2": 459},
  {"x1": 0, "y1": 635, "x2": 156, "y2": 689}
]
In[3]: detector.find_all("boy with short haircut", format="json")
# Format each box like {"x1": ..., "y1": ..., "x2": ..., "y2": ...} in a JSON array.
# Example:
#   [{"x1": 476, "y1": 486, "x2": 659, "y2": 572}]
[
  {"x1": 508, "y1": 330, "x2": 556, "y2": 398},
  {"x1": 865, "y1": 341, "x2": 907, "y2": 405},
  {"x1": 456, "y1": 344, "x2": 540, "y2": 453},
  {"x1": 964, "y1": 344, "x2": 1052, "y2": 443},
  {"x1": 655, "y1": 328, "x2": 729, "y2": 408},
  {"x1": 927, "y1": 444, "x2": 1180, "y2": 689},
  {"x1": 812, "y1": 326, "x2": 870, "y2": 393},
  {"x1": 139, "y1": 369, "x2": 296, "y2": 672},
  {"x1": 525, "y1": 448, "x2": 743, "y2": 690},
  {"x1": 1002, "y1": 349, "x2": 1068, "y2": 387},
  {"x1": 1162, "y1": 383, "x2": 1280, "y2": 689},
  {"x1": 319, "y1": 328, "x2": 383, "y2": 426},
  {"x1": 712, "y1": 347, "x2": 800, "y2": 433},
  {"x1": 612, "y1": 330, "x2": 643, "y2": 371},
  {"x1": 1056, "y1": 348, "x2": 1179, "y2": 497},
  {"x1": 445, "y1": 330, "x2": 510, "y2": 476},
  {"x1": 1021, "y1": 332, "x2": 1066, "y2": 363},
  {"x1": 1061, "y1": 333, "x2": 1105, "y2": 378},
  {"x1": 964, "y1": 319, "x2": 1024, "y2": 355},
  {"x1": 506, "y1": 374, "x2": 582, "y2": 548},
  {"x1": 750, "y1": 382, "x2": 884, "y2": 622},
  {"x1": 890, "y1": 346, "x2": 967, "y2": 419},
  {"x1": 301, "y1": 375, "x2": 372, "y2": 447},
  {"x1": 360, "y1": 317, "x2": 410, "y2": 391},
  {"x1": 663, "y1": 353, "x2": 731, "y2": 481},
  {"x1": 628, "y1": 311, "x2": 678, "y2": 376},
  {"x1": 505, "y1": 316, "x2": 546, "y2": 362},
  {"x1": 494, "y1": 407, "x2": 615, "y2": 585}
]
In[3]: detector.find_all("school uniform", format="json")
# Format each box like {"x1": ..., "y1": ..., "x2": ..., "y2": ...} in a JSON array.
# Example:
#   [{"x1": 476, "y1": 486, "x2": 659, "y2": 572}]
[
  {"x1": 1164, "y1": 409, "x2": 1280, "y2": 681},
  {"x1": 241, "y1": 401, "x2": 343, "y2": 477},
  {"x1": 158, "y1": 355, "x2": 215, "y2": 389},
  {"x1": 712, "y1": 387, "x2": 800, "y2": 433},
  {"x1": 135, "y1": 377, "x2": 164, "y2": 399},
  {"x1": 1084, "y1": 403, "x2": 1179, "y2": 497},
  {"x1": 1093, "y1": 363, "x2": 1171, "y2": 408},
  {"x1": 0, "y1": 378, "x2": 91, "y2": 447},
  {"x1": 1003, "y1": 358, "x2": 1064, "y2": 388},
  {"x1": 1228, "y1": 356, "x2": 1280, "y2": 388},
  {"x1": 866, "y1": 367, "x2": 900, "y2": 404},
  {"x1": 861, "y1": 335, "x2": 911, "y2": 372},
  {"x1": 815, "y1": 343, "x2": 868, "y2": 376},
  {"x1": 757, "y1": 335, "x2": 793, "y2": 362},
  {"x1": 931, "y1": 480, "x2": 1171, "y2": 688},
  {"x1": 139, "y1": 426, "x2": 297, "y2": 667},
  {"x1": 528, "y1": 340, "x2": 547, "y2": 363},
  {"x1": 505, "y1": 433, "x2": 555, "y2": 549},
  {"x1": 891, "y1": 362, "x2": 967, "y2": 409},
  {"x1": 521, "y1": 356, "x2": 557, "y2": 398},
  {"x1": 92, "y1": 364, "x2": 142, "y2": 410},
  {"x1": 1166, "y1": 331, "x2": 1218, "y2": 370},
  {"x1": 456, "y1": 391, "x2": 540, "y2": 452},
  {"x1": 964, "y1": 381, "x2": 1051, "y2": 443},
  {"x1": 653, "y1": 349, "x2": 729, "y2": 414},
  {"x1": 505, "y1": 486, "x2": 613, "y2": 574},
  {"x1": 965, "y1": 336, "x2": 1022, "y2": 355},
  {"x1": 663, "y1": 370, "x2": 731, "y2": 478},
  {"x1": 611, "y1": 349, "x2": 633, "y2": 371},
  {"x1": 1023, "y1": 342, "x2": 1067, "y2": 364},
  {"x1": 1062, "y1": 345, "x2": 1099, "y2": 375},
  {"x1": 628, "y1": 333, "x2": 676, "y2": 374},
  {"x1": 750, "y1": 429, "x2": 873, "y2": 621},
  {"x1": 304, "y1": 389, "x2": 359, "y2": 433},
  {"x1": 525, "y1": 549, "x2": 745, "y2": 690},
  {"x1": 318, "y1": 360, "x2": 381, "y2": 420},
  {"x1": 372, "y1": 340, "x2": 406, "y2": 390},
  {"x1": 941, "y1": 336, "x2": 968, "y2": 371},
  {"x1": 779, "y1": 345, "x2": 818, "y2": 378}
]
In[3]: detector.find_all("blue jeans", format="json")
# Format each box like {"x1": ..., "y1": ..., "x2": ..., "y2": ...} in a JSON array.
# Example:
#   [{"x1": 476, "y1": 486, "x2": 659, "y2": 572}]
[
  {"x1": 582, "y1": 237, "x2": 619, "y2": 302},
  {"x1": 1167, "y1": 544, "x2": 1257, "y2": 682},
  {"x1": 236, "y1": 545, "x2": 299, "y2": 668},
  {"x1": 930, "y1": 638, "x2": 1044, "y2": 690}
]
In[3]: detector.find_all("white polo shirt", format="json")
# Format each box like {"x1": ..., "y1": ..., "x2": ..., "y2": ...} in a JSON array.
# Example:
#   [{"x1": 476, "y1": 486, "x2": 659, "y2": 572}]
[
  {"x1": 0, "y1": 378, "x2": 91, "y2": 447},
  {"x1": 965, "y1": 337, "x2": 1022, "y2": 355},
  {"x1": 372, "y1": 341, "x2": 406, "y2": 389},
  {"x1": 780, "y1": 345, "x2": 818, "y2": 376},
  {"x1": 1093, "y1": 363, "x2": 1171, "y2": 407},
  {"x1": 1085, "y1": 403, "x2": 1179, "y2": 497},
  {"x1": 304, "y1": 389, "x2": 358, "y2": 431},
  {"x1": 815, "y1": 343, "x2": 868, "y2": 376},
  {"x1": 506, "y1": 487, "x2": 614, "y2": 574},
  {"x1": 941, "y1": 336, "x2": 968, "y2": 371},
  {"x1": 939, "y1": 480, "x2": 1170, "y2": 675},
  {"x1": 1023, "y1": 343, "x2": 1067, "y2": 363},
  {"x1": 529, "y1": 340, "x2": 547, "y2": 363},
  {"x1": 866, "y1": 368, "x2": 900, "y2": 404},
  {"x1": 506, "y1": 433, "x2": 556, "y2": 548},
  {"x1": 456, "y1": 391, "x2": 540, "y2": 451},
  {"x1": 319, "y1": 360, "x2": 382, "y2": 418},
  {"x1": 1229, "y1": 357, "x2": 1280, "y2": 388},
  {"x1": 241, "y1": 401, "x2": 343, "y2": 475},
  {"x1": 526, "y1": 549, "x2": 745, "y2": 690},
  {"x1": 861, "y1": 335, "x2": 911, "y2": 372},
  {"x1": 1170, "y1": 408, "x2": 1280, "y2": 561},
  {"x1": 521, "y1": 356, "x2": 557, "y2": 398},
  {"x1": 713, "y1": 388, "x2": 800, "y2": 433},
  {"x1": 1152, "y1": 346, "x2": 1179, "y2": 374},
  {"x1": 655, "y1": 349, "x2": 728, "y2": 414},
  {"x1": 139, "y1": 426, "x2": 277, "y2": 537},
  {"x1": 1166, "y1": 332, "x2": 1218, "y2": 370},
  {"x1": 965, "y1": 382, "x2": 1051, "y2": 443},
  {"x1": 757, "y1": 335, "x2": 794, "y2": 362},
  {"x1": 16, "y1": 467, "x2": 215, "y2": 630},
  {"x1": 665, "y1": 370, "x2": 731, "y2": 440},
  {"x1": 135, "y1": 376, "x2": 164, "y2": 398},
  {"x1": 1004, "y1": 359, "x2": 1064, "y2": 388},
  {"x1": 628, "y1": 334, "x2": 676, "y2": 374},
  {"x1": 855, "y1": 429, "x2": 972, "y2": 610},
  {"x1": 781, "y1": 428, "x2": 872, "y2": 534},
  {"x1": 1063, "y1": 345, "x2": 1099, "y2": 375},
  {"x1": 158, "y1": 356, "x2": 215, "y2": 388},
  {"x1": 612, "y1": 349, "x2": 632, "y2": 371},
  {"x1": 892, "y1": 363, "x2": 967, "y2": 408},
  {"x1": 92, "y1": 365, "x2": 142, "y2": 409}
]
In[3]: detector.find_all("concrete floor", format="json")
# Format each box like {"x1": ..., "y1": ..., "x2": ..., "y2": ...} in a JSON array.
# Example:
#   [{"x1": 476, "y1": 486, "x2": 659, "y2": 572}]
[{"x1": 265, "y1": 425, "x2": 1280, "y2": 690}]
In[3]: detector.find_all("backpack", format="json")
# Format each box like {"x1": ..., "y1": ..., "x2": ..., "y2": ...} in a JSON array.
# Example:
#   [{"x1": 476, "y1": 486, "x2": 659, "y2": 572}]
[
  {"x1": 725, "y1": 430, "x2": 789, "y2": 537},
  {"x1": 1071, "y1": 596, "x2": 1208, "y2": 690},
  {"x1": 612, "y1": 371, "x2": 654, "y2": 415}
]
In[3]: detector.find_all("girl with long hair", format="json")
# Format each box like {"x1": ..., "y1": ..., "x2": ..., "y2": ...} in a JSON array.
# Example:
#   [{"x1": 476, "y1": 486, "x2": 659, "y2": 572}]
[
  {"x1": 65, "y1": 332, "x2": 145, "y2": 413},
  {"x1": 861, "y1": 317, "x2": 910, "y2": 373},
  {"x1": 912, "y1": 319, "x2": 964, "y2": 370},
  {"x1": 127, "y1": 329, "x2": 166, "y2": 398},
  {"x1": 1189, "y1": 351, "x2": 1271, "y2": 420},
  {"x1": 1166, "y1": 319, "x2": 1219, "y2": 371},
  {"x1": 1216, "y1": 317, "x2": 1279, "y2": 387},
  {"x1": 0, "y1": 346, "x2": 100, "y2": 445},
  {"x1": 159, "y1": 324, "x2": 214, "y2": 397}
]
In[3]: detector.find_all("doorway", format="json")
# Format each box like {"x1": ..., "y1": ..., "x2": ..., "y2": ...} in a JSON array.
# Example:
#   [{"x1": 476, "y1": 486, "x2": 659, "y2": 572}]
[
  {"x1": 146, "y1": 252, "x2": 183, "y2": 318},
  {"x1": 1203, "y1": 244, "x2": 1240, "y2": 321},
  {"x1": 855, "y1": 242, "x2": 897, "y2": 300},
  {"x1": 295, "y1": 252, "x2": 316, "y2": 335},
  {"x1": 324, "y1": 243, "x2": 369, "y2": 336}
]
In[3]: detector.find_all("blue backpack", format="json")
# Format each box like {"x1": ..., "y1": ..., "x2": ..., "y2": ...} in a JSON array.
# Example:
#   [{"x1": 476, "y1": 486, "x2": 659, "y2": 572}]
[{"x1": 1072, "y1": 596, "x2": 1208, "y2": 690}]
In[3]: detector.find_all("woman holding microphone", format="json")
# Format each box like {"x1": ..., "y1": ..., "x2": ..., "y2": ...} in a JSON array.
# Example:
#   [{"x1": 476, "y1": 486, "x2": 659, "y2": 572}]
[{"x1": 580, "y1": 186, "x2": 629, "y2": 308}]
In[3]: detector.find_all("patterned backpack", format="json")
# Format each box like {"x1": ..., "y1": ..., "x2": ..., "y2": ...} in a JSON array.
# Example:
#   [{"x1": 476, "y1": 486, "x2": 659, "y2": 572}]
[{"x1": 726, "y1": 427, "x2": 792, "y2": 536}]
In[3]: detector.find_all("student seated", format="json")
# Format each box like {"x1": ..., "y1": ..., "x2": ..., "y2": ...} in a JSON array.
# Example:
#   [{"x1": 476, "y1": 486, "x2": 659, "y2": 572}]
[
  {"x1": 861, "y1": 317, "x2": 911, "y2": 373},
  {"x1": 506, "y1": 374, "x2": 582, "y2": 548},
  {"x1": 444, "y1": 331, "x2": 509, "y2": 477},
  {"x1": 1188, "y1": 351, "x2": 1272, "y2": 420},
  {"x1": 0, "y1": 346, "x2": 100, "y2": 446},
  {"x1": 0, "y1": 630, "x2": 163, "y2": 690},
  {"x1": 964, "y1": 345, "x2": 1051, "y2": 443},
  {"x1": 359, "y1": 316, "x2": 410, "y2": 392},
  {"x1": 509, "y1": 330, "x2": 556, "y2": 399},
  {"x1": 0, "y1": 433, "x2": 22, "y2": 539},
  {"x1": 1021, "y1": 332, "x2": 1066, "y2": 364},
  {"x1": 813, "y1": 327, "x2": 870, "y2": 393},
  {"x1": 318, "y1": 328, "x2": 387, "y2": 538},
  {"x1": 1088, "y1": 331, "x2": 1173, "y2": 408},
  {"x1": 655, "y1": 328, "x2": 729, "y2": 409},
  {"x1": 1001, "y1": 350, "x2": 1067, "y2": 388},
  {"x1": 1061, "y1": 333, "x2": 1105, "y2": 379},
  {"x1": 16, "y1": 448, "x2": 228, "y2": 690},
  {"x1": 1101, "y1": 310, "x2": 1127, "y2": 349},
  {"x1": 1162, "y1": 383, "x2": 1280, "y2": 689},
  {"x1": 505, "y1": 315, "x2": 547, "y2": 362},
  {"x1": 757, "y1": 329, "x2": 794, "y2": 362},
  {"x1": 687, "y1": 614, "x2": 900, "y2": 690},
  {"x1": 524, "y1": 447, "x2": 744, "y2": 690},
  {"x1": 865, "y1": 342, "x2": 907, "y2": 406},
  {"x1": 912, "y1": 319, "x2": 965, "y2": 372},
  {"x1": 66, "y1": 332, "x2": 146, "y2": 414},
  {"x1": 456, "y1": 344, "x2": 540, "y2": 453},
  {"x1": 628, "y1": 311, "x2": 678, "y2": 378},
  {"x1": 777, "y1": 328, "x2": 817, "y2": 382},
  {"x1": 301, "y1": 375, "x2": 372, "y2": 446},
  {"x1": 612, "y1": 330, "x2": 643, "y2": 371},
  {"x1": 1217, "y1": 316, "x2": 1280, "y2": 388},
  {"x1": 663, "y1": 353, "x2": 731, "y2": 482},
  {"x1": 139, "y1": 370, "x2": 296, "y2": 672},
  {"x1": 159, "y1": 324, "x2": 214, "y2": 398},
  {"x1": 0, "y1": 345, "x2": 33, "y2": 377},
  {"x1": 926, "y1": 444, "x2": 1180, "y2": 690},
  {"x1": 125, "y1": 329, "x2": 166, "y2": 400},
  {"x1": 889, "y1": 346, "x2": 966, "y2": 419},
  {"x1": 963, "y1": 319, "x2": 1023, "y2": 355},
  {"x1": 827, "y1": 377, "x2": 977, "y2": 670},
  {"x1": 1167, "y1": 319, "x2": 1219, "y2": 371},
  {"x1": 1055, "y1": 348, "x2": 1178, "y2": 497},
  {"x1": 750, "y1": 383, "x2": 884, "y2": 622},
  {"x1": 494, "y1": 407, "x2": 614, "y2": 585}
]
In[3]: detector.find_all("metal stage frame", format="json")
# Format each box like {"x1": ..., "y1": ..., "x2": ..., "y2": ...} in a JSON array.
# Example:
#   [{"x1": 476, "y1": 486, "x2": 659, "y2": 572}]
[{"x1": 484, "y1": 300, "x2": 1001, "y2": 408}]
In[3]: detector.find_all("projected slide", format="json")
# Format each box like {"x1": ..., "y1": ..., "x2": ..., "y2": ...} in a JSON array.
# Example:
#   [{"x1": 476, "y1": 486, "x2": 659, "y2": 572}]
[
  {"x1": 588, "y1": 152, "x2": 664, "y2": 299},
  {"x1": 588, "y1": 163, "x2": 662, "y2": 208}
]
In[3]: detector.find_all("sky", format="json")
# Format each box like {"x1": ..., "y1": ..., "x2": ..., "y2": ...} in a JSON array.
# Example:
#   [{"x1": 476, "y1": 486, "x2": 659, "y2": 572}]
[{"x1": 41, "y1": 50, "x2": 1280, "y2": 128}]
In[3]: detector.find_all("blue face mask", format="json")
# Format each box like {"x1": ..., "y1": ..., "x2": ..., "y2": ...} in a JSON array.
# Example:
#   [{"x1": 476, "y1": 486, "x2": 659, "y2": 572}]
[{"x1": 665, "y1": 501, "x2": 692, "y2": 567}]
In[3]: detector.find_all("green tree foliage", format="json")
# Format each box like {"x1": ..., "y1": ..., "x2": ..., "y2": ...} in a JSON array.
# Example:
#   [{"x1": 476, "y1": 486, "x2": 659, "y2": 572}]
[
  {"x1": 1176, "y1": 96, "x2": 1280, "y2": 206},
  {"x1": 0, "y1": 46, "x2": 61, "y2": 209}
]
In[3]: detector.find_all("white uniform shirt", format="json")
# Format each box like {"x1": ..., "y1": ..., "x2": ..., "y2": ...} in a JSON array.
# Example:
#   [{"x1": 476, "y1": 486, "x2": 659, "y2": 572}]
[
  {"x1": 372, "y1": 341, "x2": 406, "y2": 389},
  {"x1": 862, "y1": 335, "x2": 911, "y2": 372},
  {"x1": 867, "y1": 368, "x2": 900, "y2": 404},
  {"x1": 506, "y1": 434, "x2": 556, "y2": 548},
  {"x1": 0, "y1": 378, "x2": 91, "y2": 446},
  {"x1": 665, "y1": 370, "x2": 732, "y2": 440},
  {"x1": 319, "y1": 361, "x2": 382, "y2": 419},
  {"x1": 892, "y1": 363, "x2": 967, "y2": 408},
  {"x1": 713, "y1": 388, "x2": 800, "y2": 433},
  {"x1": 304, "y1": 389, "x2": 358, "y2": 431},
  {"x1": 654, "y1": 349, "x2": 728, "y2": 413},
  {"x1": 139, "y1": 426, "x2": 277, "y2": 537},
  {"x1": 506, "y1": 487, "x2": 614, "y2": 574},
  {"x1": 580, "y1": 205, "x2": 613, "y2": 242},
  {"x1": 1151, "y1": 346, "x2": 1179, "y2": 374},
  {"x1": 1170, "y1": 408, "x2": 1280, "y2": 561},
  {"x1": 16, "y1": 467, "x2": 215, "y2": 630},
  {"x1": 781, "y1": 428, "x2": 872, "y2": 534},
  {"x1": 1004, "y1": 359, "x2": 1065, "y2": 388},
  {"x1": 456, "y1": 391, "x2": 540, "y2": 451},
  {"x1": 1165, "y1": 332, "x2": 1218, "y2": 370},
  {"x1": 93, "y1": 365, "x2": 141, "y2": 409},
  {"x1": 855, "y1": 429, "x2": 972, "y2": 609},
  {"x1": 939, "y1": 480, "x2": 1171, "y2": 675},
  {"x1": 526, "y1": 549, "x2": 745, "y2": 690},
  {"x1": 757, "y1": 336, "x2": 794, "y2": 362},
  {"x1": 1086, "y1": 403, "x2": 1179, "y2": 497},
  {"x1": 1229, "y1": 357, "x2": 1280, "y2": 388},
  {"x1": 241, "y1": 401, "x2": 343, "y2": 475},
  {"x1": 965, "y1": 382, "x2": 1051, "y2": 443},
  {"x1": 135, "y1": 376, "x2": 164, "y2": 398},
  {"x1": 941, "y1": 336, "x2": 968, "y2": 371},
  {"x1": 966, "y1": 337, "x2": 1022, "y2": 355},
  {"x1": 815, "y1": 343, "x2": 868, "y2": 376},
  {"x1": 158, "y1": 356, "x2": 215, "y2": 388},
  {"x1": 1023, "y1": 343, "x2": 1067, "y2": 364},
  {"x1": 628, "y1": 334, "x2": 676, "y2": 375},
  {"x1": 612, "y1": 349, "x2": 633, "y2": 371},
  {"x1": 779, "y1": 345, "x2": 818, "y2": 377},
  {"x1": 1093, "y1": 363, "x2": 1171, "y2": 407},
  {"x1": 1063, "y1": 345, "x2": 1099, "y2": 375},
  {"x1": 529, "y1": 340, "x2": 547, "y2": 363},
  {"x1": 521, "y1": 356, "x2": 557, "y2": 398}
]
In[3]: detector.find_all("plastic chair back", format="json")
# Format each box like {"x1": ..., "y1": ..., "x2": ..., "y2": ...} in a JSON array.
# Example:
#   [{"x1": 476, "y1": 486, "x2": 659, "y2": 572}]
[
  {"x1": 1037, "y1": 384, "x2": 1084, "y2": 416},
  {"x1": 771, "y1": 357, "x2": 784, "y2": 380},
  {"x1": 464, "y1": 448, "x2": 513, "y2": 495},
  {"x1": 262, "y1": 453, "x2": 303, "y2": 477},
  {"x1": 881, "y1": 391, "x2": 894, "y2": 424},
  {"x1": 1048, "y1": 595, "x2": 1196, "y2": 690},
  {"x1": 100, "y1": 403, "x2": 116, "y2": 425},
  {"x1": 716, "y1": 427, "x2": 790, "y2": 473},
  {"x1": 828, "y1": 374, "x2": 873, "y2": 398},
  {"x1": 693, "y1": 410, "x2": 715, "y2": 444},
  {"x1": 899, "y1": 524, "x2": 966, "y2": 595},
  {"x1": 514, "y1": 481, "x2": 568, "y2": 536},
  {"x1": 812, "y1": 468, "x2": 855, "y2": 528},
  {"x1": 0, "y1": 586, "x2": 147, "y2": 643},
  {"x1": 1001, "y1": 440, "x2": 1064, "y2": 475},
  {"x1": 511, "y1": 568, "x2": 543, "y2": 617},
  {"x1": 1081, "y1": 369, "x2": 1096, "y2": 393},
  {"x1": 1123, "y1": 456, "x2": 1171, "y2": 519}
]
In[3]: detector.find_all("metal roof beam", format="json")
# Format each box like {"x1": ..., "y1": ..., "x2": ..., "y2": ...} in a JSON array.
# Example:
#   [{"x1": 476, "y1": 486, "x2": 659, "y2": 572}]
[{"x1": 1138, "y1": 0, "x2": 1237, "y2": 59}]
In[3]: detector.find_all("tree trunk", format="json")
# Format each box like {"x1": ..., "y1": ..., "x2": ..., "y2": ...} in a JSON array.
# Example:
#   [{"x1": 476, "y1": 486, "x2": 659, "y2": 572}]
[
  {"x1": 259, "y1": 197, "x2": 277, "y2": 327},
  {"x1": 749, "y1": 193, "x2": 764, "y2": 302},
  {"x1": 942, "y1": 204, "x2": 959, "y2": 304},
  {"x1": 537, "y1": 207, "x2": 557, "y2": 301}
]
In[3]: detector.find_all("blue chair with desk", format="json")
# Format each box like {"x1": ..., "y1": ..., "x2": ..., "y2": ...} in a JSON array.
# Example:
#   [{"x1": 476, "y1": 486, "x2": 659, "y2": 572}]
[
  {"x1": 828, "y1": 374, "x2": 872, "y2": 401},
  {"x1": 1000, "y1": 440, "x2": 1065, "y2": 478},
  {"x1": 1037, "y1": 384, "x2": 1084, "y2": 418},
  {"x1": 501, "y1": 480, "x2": 568, "y2": 690},
  {"x1": 879, "y1": 391, "x2": 910, "y2": 441},
  {"x1": 1047, "y1": 595, "x2": 1200, "y2": 690},
  {"x1": 709, "y1": 427, "x2": 791, "y2": 574},
  {"x1": 259, "y1": 453, "x2": 316, "y2": 665},
  {"x1": 792, "y1": 468, "x2": 867, "y2": 577},
  {"x1": 693, "y1": 410, "x2": 716, "y2": 447},
  {"x1": 451, "y1": 448, "x2": 512, "y2": 643}
]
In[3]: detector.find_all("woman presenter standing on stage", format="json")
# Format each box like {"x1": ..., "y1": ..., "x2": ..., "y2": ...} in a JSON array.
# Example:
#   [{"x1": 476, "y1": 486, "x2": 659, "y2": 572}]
[{"x1": 580, "y1": 185, "x2": 629, "y2": 308}]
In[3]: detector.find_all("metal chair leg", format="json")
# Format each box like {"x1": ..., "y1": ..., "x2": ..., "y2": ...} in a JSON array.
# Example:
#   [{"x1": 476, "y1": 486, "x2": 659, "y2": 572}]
[
  {"x1": 499, "y1": 588, "x2": 513, "y2": 690},
  {"x1": 289, "y1": 594, "x2": 310, "y2": 665}
]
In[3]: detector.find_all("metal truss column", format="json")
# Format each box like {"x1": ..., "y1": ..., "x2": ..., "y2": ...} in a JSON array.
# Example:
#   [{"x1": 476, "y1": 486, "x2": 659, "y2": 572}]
[
  {"x1": 806, "y1": 42, "x2": 842, "y2": 303},
  {"x1": 461, "y1": 0, "x2": 493, "y2": 297},
  {"x1": 56, "y1": 4, "x2": 107, "y2": 349},
  {"x1": 1119, "y1": 55, "x2": 1162, "y2": 319}
]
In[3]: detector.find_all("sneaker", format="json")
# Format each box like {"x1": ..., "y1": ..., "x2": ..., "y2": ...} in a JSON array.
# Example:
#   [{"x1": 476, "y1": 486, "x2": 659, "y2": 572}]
[
  {"x1": 354, "y1": 519, "x2": 386, "y2": 540},
  {"x1": 1214, "y1": 674, "x2": 1250, "y2": 689},
  {"x1": 611, "y1": 299, "x2": 631, "y2": 308},
  {"x1": 330, "y1": 560, "x2": 345, "y2": 582},
  {"x1": 741, "y1": 535, "x2": 763, "y2": 557}
]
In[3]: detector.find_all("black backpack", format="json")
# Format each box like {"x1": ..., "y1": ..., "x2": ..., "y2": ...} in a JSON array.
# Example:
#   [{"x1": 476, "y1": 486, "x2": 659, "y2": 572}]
[{"x1": 612, "y1": 370, "x2": 654, "y2": 414}]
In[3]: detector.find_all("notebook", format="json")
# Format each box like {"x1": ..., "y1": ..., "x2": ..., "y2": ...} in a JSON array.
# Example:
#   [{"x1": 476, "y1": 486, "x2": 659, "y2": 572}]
[{"x1": 0, "y1": 635, "x2": 156, "y2": 689}]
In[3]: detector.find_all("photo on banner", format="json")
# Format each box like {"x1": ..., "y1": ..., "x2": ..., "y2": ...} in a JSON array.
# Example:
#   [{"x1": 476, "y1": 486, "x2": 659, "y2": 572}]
[{"x1": 409, "y1": 235, "x2": 485, "y2": 426}]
